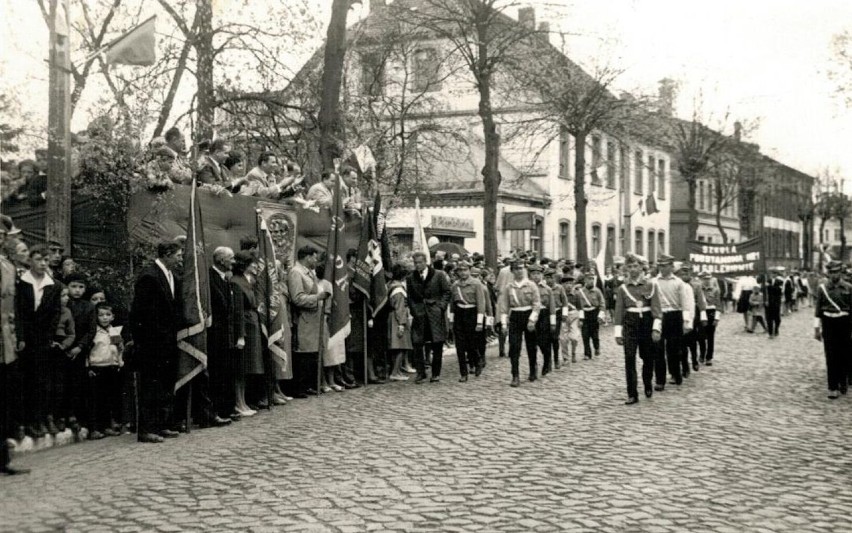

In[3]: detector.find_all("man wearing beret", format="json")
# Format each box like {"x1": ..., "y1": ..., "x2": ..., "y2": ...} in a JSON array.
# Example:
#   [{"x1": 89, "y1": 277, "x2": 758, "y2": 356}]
[
  {"x1": 653, "y1": 254, "x2": 695, "y2": 390},
  {"x1": 448, "y1": 262, "x2": 488, "y2": 382},
  {"x1": 497, "y1": 261, "x2": 541, "y2": 387},
  {"x1": 813, "y1": 260, "x2": 852, "y2": 399}
]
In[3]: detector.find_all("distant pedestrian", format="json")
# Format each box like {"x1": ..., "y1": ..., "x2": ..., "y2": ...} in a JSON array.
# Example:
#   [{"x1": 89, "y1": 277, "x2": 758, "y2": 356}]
[
  {"x1": 766, "y1": 268, "x2": 784, "y2": 338},
  {"x1": 748, "y1": 286, "x2": 768, "y2": 333}
]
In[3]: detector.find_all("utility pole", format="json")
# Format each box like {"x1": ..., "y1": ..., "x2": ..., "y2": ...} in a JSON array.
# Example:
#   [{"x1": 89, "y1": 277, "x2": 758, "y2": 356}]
[{"x1": 46, "y1": 0, "x2": 72, "y2": 249}]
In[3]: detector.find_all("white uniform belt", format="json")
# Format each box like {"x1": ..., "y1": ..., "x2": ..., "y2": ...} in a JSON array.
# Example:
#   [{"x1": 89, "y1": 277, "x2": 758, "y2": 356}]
[
  {"x1": 662, "y1": 308, "x2": 680, "y2": 313},
  {"x1": 823, "y1": 311, "x2": 849, "y2": 318},
  {"x1": 583, "y1": 307, "x2": 596, "y2": 312},
  {"x1": 626, "y1": 307, "x2": 650, "y2": 314},
  {"x1": 706, "y1": 305, "x2": 716, "y2": 310},
  {"x1": 455, "y1": 303, "x2": 476, "y2": 309},
  {"x1": 511, "y1": 306, "x2": 532, "y2": 312}
]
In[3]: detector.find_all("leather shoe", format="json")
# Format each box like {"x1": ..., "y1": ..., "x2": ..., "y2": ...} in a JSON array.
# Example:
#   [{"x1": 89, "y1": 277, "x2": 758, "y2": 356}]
[
  {"x1": 159, "y1": 429, "x2": 180, "y2": 439},
  {"x1": 528, "y1": 374, "x2": 537, "y2": 382},
  {"x1": 692, "y1": 362, "x2": 699, "y2": 371},
  {"x1": 645, "y1": 388, "x2": 653, "y2": 398},
  {"x1": 624, "y1": 397, "x2": 639, "y2": 405},
  {"x1": 654, "y1": 384, "x2": 665, "y2": 392},
  {"x1": 138, "y1": 433, "x2": 164, "y2": 443},
  {"x1": 414, "y1": 375, "x2": 427, "y2": 384},
  {"x1": 343, "y1": 382, "x2": 361, "y2": 389},
  {"x1": 510, "y1": 376, "x2": 520, "y2": 387},
  {"x1": 430, "y1": 376, "x2": 441, "y2": 383},
  {"x1": 367, "y1": 378, "x2": 386, "y2": 385},
  {"x1": 305, "y1": 388, "x2": 319, "y2": 396},
  {"x1": 828, "y1": 390, "x2": 840, "y2": 399},
  {"x1": 459, "y1": 375, "x2": 468, "y2": 383},
  {"x1": 209, "y1": 416, "x2": 232, "y2": 427},
  {"x1": 705, "y1": 361, "x2": 713, "y2": 366},
  {"x1": 474, "y1": 366, "x2": 482, "y2": 377},
  {"x1": 229, "y1": 413, "x2": 242, "y2": 422},
  {"x1": 0, "y1": 466, "x2": 31, "y2": 475}
]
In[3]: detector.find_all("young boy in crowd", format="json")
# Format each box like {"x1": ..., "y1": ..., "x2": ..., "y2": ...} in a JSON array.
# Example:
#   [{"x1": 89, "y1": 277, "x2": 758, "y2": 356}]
[
  {"x1": 64, "y1": 273, "x2": 95, "y2": 435},
  {"x1": 87, "y1": 303, "x2": 125, "y2": 440},
  {"x1": 50, "y1": 286, "x2": 75, "y2": 428}
]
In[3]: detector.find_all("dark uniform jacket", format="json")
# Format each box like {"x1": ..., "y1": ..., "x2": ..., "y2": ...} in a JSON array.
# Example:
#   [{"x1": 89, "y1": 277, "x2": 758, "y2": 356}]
[
  {"x1": 129, "y1": 263, "x2": 181, "y2": 365},
  {"x1": 407, "y1": 267, "x2": 452, "y2": 344}
]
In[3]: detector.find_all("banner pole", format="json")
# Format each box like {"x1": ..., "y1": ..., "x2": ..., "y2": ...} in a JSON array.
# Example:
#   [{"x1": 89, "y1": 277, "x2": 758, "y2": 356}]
[
  {"x1": 185, "y1": 383, "x2": 192, "y2": 434},
  {"x1": 317, "y1": 306, "x2": 326, "y2": 395},
  {"x1": 363, "y1": 299, "x2": 368, "y2": 385}
]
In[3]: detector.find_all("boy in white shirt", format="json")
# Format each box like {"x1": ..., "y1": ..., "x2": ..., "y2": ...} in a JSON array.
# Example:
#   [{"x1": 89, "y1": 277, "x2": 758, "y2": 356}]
[{"x1": 87, "y1": 303, "x2": 124, "y2": 440}]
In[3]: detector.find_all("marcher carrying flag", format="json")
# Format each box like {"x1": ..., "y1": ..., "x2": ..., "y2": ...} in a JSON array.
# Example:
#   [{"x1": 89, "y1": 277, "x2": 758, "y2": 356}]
[{"x1": 175, "y1": 179, "x2": 211, "y2": 392}]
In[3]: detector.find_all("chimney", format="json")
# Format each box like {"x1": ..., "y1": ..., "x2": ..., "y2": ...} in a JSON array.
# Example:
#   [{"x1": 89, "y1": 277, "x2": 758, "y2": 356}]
[
  {"x1": 733, "y1": 121, "x2": 742, "y2": 141},
  {"x1": 518, "y1": 7, "x2": 535, "y2": 30},
  {"x1": 371, "y1": 0, "x2": 386, "y2": 13},
  {"x1": 657, "y1": 78, "x2": 678, "y2": 117},
  {"x1": 538, "y1": 21, "x2": 550, "y2": 33}
]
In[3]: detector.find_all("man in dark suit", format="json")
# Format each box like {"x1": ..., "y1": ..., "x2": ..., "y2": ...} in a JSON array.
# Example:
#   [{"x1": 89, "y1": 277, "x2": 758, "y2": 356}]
[
  {"x1": 209, "y1": 247, "x2": 244, "y2": 421},
  {"x1": 407, "y1": 251, "x2": 452, "y2": 384},
  {"x1": 130, "y1": 241, "x2": 183, "y2": 443}
]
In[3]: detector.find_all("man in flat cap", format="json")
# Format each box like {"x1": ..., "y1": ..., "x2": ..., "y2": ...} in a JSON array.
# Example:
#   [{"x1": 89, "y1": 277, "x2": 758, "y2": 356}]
[
  {"x1": 653, "y1": 254, "x2": 695, "y2": 390},
  {"x1": 614, "y1": 252, "x2": 662, "y2": 404},
  {"x1": 497, "y1": 261, "x2": 541, "y2": 387},
  {"x1": 813, "y1": 260, "x2": 852, "y2": 399},
  {"x1": 698, "y1": 271, "x2": 722, "y2": 366},
  {"x1": 448, "y1": 262, "x2": 488, "y2": 382}
]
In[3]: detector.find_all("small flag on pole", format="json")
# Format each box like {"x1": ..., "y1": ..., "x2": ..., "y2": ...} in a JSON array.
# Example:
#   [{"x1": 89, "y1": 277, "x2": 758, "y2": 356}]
[
  {"x1": 103, "y1": 15, "x2": 157, "y2": 66},
  {"x1": 639, "y1": 194, "x2": 659, "y2": 216},
  {"x1": 412, "y1": 197, "x2": 431, "y2": 262}
]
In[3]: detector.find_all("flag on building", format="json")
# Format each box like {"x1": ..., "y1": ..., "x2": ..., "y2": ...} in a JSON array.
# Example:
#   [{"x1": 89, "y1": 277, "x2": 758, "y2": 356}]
[
  {"x1": 175, "y1": 179, "x2": 211, "y2": 392},
  {"x1": 353, "y1": 193, "x2": 388, "y2": 316},
  {"x1": 344, "y1": 144, "x2": 377, "y2": 176},
  {"x1": 639, "y1": 194, "x2": 659, "y2": 216},
  {"x1": 412, "y1": 197, "x2": 431, "y2": 262},
  {"x1": 103, "y1": 15, "x2": 157, "y2": 66},
  {"x1": 256, "y1": 205, "x2": 291, "y2": 379},
  {"x1": 323, "y1": 176, "x2": 351, "y2": 365},
  {"x1": 594, "y1": 239, "x2": 614, "y2": 287}
]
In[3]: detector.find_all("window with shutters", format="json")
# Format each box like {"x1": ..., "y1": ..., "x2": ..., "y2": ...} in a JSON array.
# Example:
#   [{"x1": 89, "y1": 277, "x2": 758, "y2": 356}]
[
  {"x1": 360, "y1": 53, "x2": 384, "y2": 97},
  {"x1": 592, "y1": 224, "x2": 602, "y2": 257},
  {"x1": 648, "y1": 155, "x2": 656, "y2": 195},
  {"x1": 559, "y1": 221, "x2": 570, "y2": 258}
]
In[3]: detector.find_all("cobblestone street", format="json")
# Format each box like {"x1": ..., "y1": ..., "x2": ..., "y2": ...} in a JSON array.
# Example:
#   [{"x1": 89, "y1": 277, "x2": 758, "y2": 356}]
[{"x1": 2, "y1": 309, "x2": 850, "y2": 533}]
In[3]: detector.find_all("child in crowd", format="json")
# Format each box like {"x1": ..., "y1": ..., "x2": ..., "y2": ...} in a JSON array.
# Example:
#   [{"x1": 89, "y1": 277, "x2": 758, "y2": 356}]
[
  {"x1": 50, "y1": 287, "x2": 75, "y2": 428},
  {"x1": 559, "y1": 275, "x2": 582, "y2": 363},
  {"x1": 64, "y1": 273, "x2": 95, "y2": 435},
  {"x1": 748, "y1": 285, "x2": 767, "y2": 334},
  {"x1": 387, "y1": 264, "x2": 413, "y2": 381},
  {"x1": 87, "y1": 303, "x2": 125, "y2": 440}
]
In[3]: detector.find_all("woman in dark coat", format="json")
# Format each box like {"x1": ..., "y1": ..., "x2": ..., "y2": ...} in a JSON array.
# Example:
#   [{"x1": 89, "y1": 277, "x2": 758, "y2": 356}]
[{"x1": 231, "y1": 251, "x2": 263, "y2": 416}]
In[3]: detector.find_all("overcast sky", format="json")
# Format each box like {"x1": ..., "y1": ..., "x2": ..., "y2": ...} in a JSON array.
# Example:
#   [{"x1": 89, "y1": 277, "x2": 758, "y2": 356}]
[{"x1": 2, "y1": 0, "x2": 851, "y2": 192}]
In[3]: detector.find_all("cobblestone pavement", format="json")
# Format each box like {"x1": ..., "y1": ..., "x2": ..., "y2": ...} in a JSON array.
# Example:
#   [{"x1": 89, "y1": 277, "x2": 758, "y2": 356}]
[{"x1": 3, "y1": 308, "x2": 851, "y2": 532}]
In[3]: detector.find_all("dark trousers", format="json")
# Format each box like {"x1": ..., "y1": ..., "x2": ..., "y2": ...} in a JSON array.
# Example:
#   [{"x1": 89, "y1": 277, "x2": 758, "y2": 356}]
[
  {"x1": 682, "y1": 322, "x2": 700, "y2": 373},
  {"x1": 174, "y1": 372, "x2": 215, "y2": 425},
  {"x1": 508, "y1": 310, "x2": 537, "y2": 378},
  {"x1": 89, "y1": 366, "x2": 121, "y2": 432},
  {"x1": 47, "y1": 347, "x2": 68, "y2": 420},
  {"x1": 581, "y1": 309, "x2": 600, "y2": 357},
  {"x1": 766, "y1": 306, "x2": 781, "y2": 336},
  {"x1": 623, "y1": 312, "x2": 654, "y2": 398},
  {"x1": 1, "y1": 363, "x2": 12, "y2": 470},
  {"x1": 453, "y1": 307, "x2": 478, "y2": 376},
  {"x1": 498, "y1": 325, "x2": 507, "y2": 357},
  {"x1": 822, "y1": 316, "x2": 851, "y2": 392},
  {"x1": 536, "y1": 313, "x2": 552, "y2": 373},
  {"x1": 293, "y1": 352, "x2": 319, "y2": 394},
  {"x1": 138, "y1": 350, "x2": 175, "y2": 436},
  {"x1": 65, "y1": 355, "x2": 88, "y2": 422},
  {"x1": 699, "y1": 309, "x2": 717, "y2": 362},
  {"x1": 477, "y1": 328, "x2": 487, "y2": 369},
  {"x1": 368, "y1": 312, "x2": 389, "y2": 379},
  {"x1": 344, "y1": 350, "x2": 364, "y2": 384},
  {"x1": 23, "y1": 344, "x2": 52, "y2": 426},
  {"x1": 414, "y1": 341, "x2": 443, "y2": 378},
  {"x1": 208, "y1": 345, "x2": 235, "y2": 418},
  {"x1": 655, "y1": 312, "x2": 683, "y2": 385},
  {"x1": 551, "y1": 316, "x2": 562, "y2": 365}
]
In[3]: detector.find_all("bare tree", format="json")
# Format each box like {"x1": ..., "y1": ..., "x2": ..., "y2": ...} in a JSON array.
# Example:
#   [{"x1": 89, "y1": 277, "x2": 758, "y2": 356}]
[{"x1": 401, "y1": 0, "x2": 544, "y2": 267}]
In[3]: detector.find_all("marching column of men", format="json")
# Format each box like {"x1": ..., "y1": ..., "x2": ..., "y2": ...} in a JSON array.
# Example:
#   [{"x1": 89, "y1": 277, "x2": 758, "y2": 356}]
[{"x1": 813, "y1": 260, "x2": 852, "y2": 399}]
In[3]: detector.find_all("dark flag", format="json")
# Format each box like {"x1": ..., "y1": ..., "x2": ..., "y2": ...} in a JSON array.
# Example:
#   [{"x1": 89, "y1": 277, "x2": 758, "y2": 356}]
[
  {"x1": 324, "y1": 175, "x2": 351, "y2": 364},
  {"x1": 353, "y1": 193, "x2": 388, "y2": 316},
  {"x1": 175, "y1": 179, "x2": 211, "y2": 391},
  {"x1": 374, "y1": 193, "x2": 393, "y2": 284},
  {"x1": 256, "y1": 204, "x2": 292, "y2": 379}
]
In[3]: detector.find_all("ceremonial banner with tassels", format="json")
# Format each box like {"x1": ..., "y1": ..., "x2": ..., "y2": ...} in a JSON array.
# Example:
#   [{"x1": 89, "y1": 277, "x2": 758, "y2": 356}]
[
  {"x1": 175, "y1": 179, "x2": 211, "y2": 392},
  {"x1": 256, "y1": 202, "x2": 298, "y2": 379},
  {"x1": 353, "y1": 193, "x2": 388, "y2": 316},
  {"x1": 324, "y1": 176, "x2": 351, "y2": 364}
]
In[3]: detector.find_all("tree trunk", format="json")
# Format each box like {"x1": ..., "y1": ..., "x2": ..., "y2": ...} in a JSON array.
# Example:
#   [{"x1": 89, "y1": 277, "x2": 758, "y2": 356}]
[
  {"x1": 818, "y1": 217, "x2": 827, "y2": 271},
  {"x1": 840, "y1": 217, "x2": 847, "y2": 261},
  {"x1": 152, "y1": 38, "x2": 193, "y2": 139},
  {"x1": 687, "y1": 177, "x2": 698, "y2": 241},
  {"x1": 318, "y1": 0, "x2": 349, "y2": 170},
  {"x1": 714, "y1": 207, "x2": 728, "y2": 244},
  {"x1": 194, "y1": 0, "x2": 215, "y2": 143},
  {"x1": 574, "y1": 131, "x2": 588, "y2": 264},
  {"x1": 46, "y1": 0, "x2": 72, "y2": 249},
  {"x1": 478, "y1": 78, "x2": 501, "y2": 269}
]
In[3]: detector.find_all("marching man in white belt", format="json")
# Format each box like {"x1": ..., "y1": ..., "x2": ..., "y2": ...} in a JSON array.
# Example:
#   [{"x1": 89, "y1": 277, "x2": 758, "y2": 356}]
[
  {"x1": 576, "y1": 273, "x2": 605, "y2": 360},
  {"x1": 653, "y1": 255, "x2": 695, "y2": 390},
  {"x1": 813, "y1": 260, "x2": 852, "y2": 399},
  {"x1": 614, "y1": 253, "x2": 662, "y2": 404},
  {"x1": 699, "y1": 271, "x2": 722, "y2": 367},
  {"x1": 497, "y1": 261, "x2": 541, "y2": 387},
  {"x1": 677, "y1": 261, "x2": 708, "y2": 377},
  {"x1": 448, "y1": 262, "x2": 488, "y2": 382}
]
